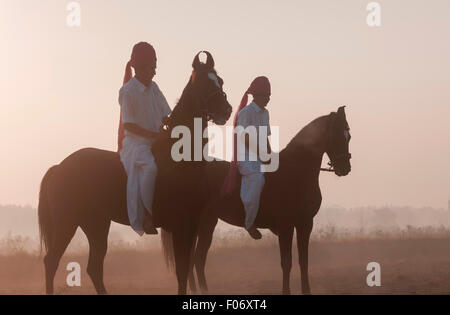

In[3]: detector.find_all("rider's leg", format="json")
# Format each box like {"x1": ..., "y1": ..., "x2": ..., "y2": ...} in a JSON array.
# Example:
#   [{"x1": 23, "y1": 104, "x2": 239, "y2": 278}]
[
  {"x1": 241, "y1": 172, "x2": 265, "y2": 239},
  {"x1": 137, "y1": 147, "x2": 159, "y2": 234}
]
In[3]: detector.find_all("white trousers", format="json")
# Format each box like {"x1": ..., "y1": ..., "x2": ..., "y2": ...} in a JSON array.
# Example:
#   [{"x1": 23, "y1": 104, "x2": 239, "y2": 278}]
[
  {"x1": 239, "y1": 161, "x2": 265, "y2": 230},
  {"x1": 120, "y1": 135, "x2": 157, "y2": 236}
]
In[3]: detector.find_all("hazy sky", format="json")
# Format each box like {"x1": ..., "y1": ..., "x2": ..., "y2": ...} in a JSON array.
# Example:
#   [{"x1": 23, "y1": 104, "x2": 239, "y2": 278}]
[{"x1": 1, "y1": 0, "x2": 449, "y2": 209}]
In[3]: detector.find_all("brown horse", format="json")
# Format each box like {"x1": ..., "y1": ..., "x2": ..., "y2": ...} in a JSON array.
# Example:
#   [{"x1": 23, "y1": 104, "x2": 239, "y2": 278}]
[
  {"x1": 162, "y1": 106, "x2": 352, "y2": 295},
  {"x1": 38, "y1": 51, "x2": 232, "y2": 295}
]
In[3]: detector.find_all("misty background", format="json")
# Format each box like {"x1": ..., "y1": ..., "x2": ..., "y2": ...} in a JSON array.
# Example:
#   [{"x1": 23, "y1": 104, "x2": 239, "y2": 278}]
[
  {"x1": 2, "y1": 203, "x2": 449, "y2": 254},
  {"x1": 0, "y1": 1, "x2": 449, "y2": 258},
  {"x1": 1, "y1": 0, "x2": 449, "y2": 211}
]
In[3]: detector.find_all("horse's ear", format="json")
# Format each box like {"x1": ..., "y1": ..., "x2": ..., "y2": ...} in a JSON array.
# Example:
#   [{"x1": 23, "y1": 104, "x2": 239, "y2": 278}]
[
  {"x1": 192, "y1": 52, "x2": 202, "y2": 70},
  {"x1": 337, "y1": 106, "x2": 348, "y2": 127},
  {"x1": 203, "y1": 51, "x2": 215, "y2": 69},
  {"x1": 192, "y1": 51, "x2": 215, "y2": 71}
]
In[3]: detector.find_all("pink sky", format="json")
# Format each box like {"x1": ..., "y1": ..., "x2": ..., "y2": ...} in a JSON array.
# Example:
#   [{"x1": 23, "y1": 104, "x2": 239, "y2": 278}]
[{"x1": 0, "y1": 0, "x2": 449, "y2": 208}]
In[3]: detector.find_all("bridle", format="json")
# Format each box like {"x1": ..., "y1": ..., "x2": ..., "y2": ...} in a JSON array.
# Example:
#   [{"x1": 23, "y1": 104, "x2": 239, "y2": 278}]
[
  {"x1": 321, "y1": 113, "x2": 352, "y2": 172},
  {"x1": 191, "y1": 70, "x2": 227, "y2": 122}
]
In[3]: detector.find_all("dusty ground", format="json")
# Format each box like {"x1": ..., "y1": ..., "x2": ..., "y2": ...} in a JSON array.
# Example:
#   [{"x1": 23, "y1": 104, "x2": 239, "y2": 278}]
[{"x1": 1, "y1": 235, "x2": 450, "y2": 295}]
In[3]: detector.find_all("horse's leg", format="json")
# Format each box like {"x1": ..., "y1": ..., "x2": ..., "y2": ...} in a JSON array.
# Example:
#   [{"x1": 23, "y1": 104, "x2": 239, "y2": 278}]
[
  {"x1": 296, "y1": 218, "x2": 313, "y2": 295},
  {"x1": 173, "y1": 222, "x2": 197, "y2": 295},
  {"x1": 44, "y1": 223, "x2": 78, "y2": 295},
  {"x1": 81, "y1": 219, "x2": 111, "y2": 295},
  {"x1": 194, "y1": 217, "x2": 217, "y2": 294},
  {"x1": 188, "y1": 237, "x2": 198, "y2": 294},
  {"x1": 278, "y1": 224, "x2": 294, "y2": 295}
]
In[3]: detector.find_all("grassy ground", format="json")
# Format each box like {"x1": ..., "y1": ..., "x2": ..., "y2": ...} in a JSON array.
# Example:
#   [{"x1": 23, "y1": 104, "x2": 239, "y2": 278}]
[{"x1": 1, "y1": 234, "x2": 450, "y2": 295}]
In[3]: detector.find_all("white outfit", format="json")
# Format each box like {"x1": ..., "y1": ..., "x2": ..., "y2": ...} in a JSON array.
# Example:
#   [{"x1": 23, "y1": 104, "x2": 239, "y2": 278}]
[
  {"x1": 119, "y1": 77, "x2": 171, "y2": 235},
  {"x1": 236, "y1": 102, "x2": 271, "y2": 229}
]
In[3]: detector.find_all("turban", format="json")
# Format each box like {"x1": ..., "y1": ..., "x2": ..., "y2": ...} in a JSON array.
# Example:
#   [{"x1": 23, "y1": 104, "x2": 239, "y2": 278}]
[
  {"x1": 117, "y1": 42, "x2": 157, "y2": 152},
  {"x1": 221, "y1": 76, "x2": 271, "y2": 196}
]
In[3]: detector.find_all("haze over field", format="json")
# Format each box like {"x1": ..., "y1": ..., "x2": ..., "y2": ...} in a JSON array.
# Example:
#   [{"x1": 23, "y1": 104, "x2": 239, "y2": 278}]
[
  {"x1": 1, "y1": 204, "x2": 449, "y2": 254},
  {"x1": 1, "y1": 204, "x2": 450, "y2": 295},
  {"x1": 1, "y1": 203, "x2": 450, "y2": 295},
  {"x1": 0, "y1": 0, "x2": 449, "y2": 210},
  {"x1": 3, "y1": 237, "x2": 450, "y2": 295}
]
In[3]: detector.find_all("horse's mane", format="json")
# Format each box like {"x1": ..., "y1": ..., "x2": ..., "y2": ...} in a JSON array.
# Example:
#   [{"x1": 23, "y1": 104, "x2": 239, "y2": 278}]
[
  {"x1": 168, "y1": 67, "x2": 218, "y2": 128},
  {"x1": 282, "y1": 114, "x2": 331, "y2": 156},
  {"x1": 154, "y1": 67, "x2": 218, "y2": 164},
  {"x1": 167, "y1": 78, "x2": 194, "y2": 128}
]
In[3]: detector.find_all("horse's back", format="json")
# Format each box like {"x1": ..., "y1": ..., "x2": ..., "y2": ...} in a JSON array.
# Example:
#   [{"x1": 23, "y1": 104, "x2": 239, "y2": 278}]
[
  {"x1": 61, "y1": 147, "x2": 119, "y2": 167},
  {"x1": 47, "y1": 148, "x2": 128, "y2": 223},
  {"x1": 204, "y1": 158, "x2": 322, "y2": 229}
]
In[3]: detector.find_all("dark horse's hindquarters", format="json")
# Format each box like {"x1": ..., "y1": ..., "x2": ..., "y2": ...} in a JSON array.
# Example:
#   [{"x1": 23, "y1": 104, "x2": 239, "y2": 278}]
[
  {"x1": 38, "y1": 51, "x2": 232, "y2": 295},
  {"x1": 39, "y1": 148, "x2": 134, "y2": 295}
]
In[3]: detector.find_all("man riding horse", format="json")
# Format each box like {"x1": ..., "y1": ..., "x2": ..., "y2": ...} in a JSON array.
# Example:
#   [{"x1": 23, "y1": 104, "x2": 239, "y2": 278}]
[
  {"x1": 38, "y1": 48, "x2": 232, "y2": 295},
  {"x1": 222, "y1": 76, "x2": 273, "y2": 240},
  {"x1": 117, "y1": 42, "x2": 171, "y2": 235}
]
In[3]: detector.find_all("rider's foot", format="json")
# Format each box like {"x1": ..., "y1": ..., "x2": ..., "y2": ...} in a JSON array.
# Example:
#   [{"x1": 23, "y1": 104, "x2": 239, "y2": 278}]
[
  {"x1": 143, "y1": 216, "x2": 158, "y2": 235},
  {"x1": 247, "y1": 226, "x2": 262, "y2": 240}
]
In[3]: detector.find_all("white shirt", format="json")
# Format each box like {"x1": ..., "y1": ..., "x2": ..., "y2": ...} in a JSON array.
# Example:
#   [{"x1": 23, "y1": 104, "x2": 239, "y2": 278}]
[
  {"x1": 236, "y1": 101, "x2": 271, "y2": 174},
  {"x1": 118, "y1": 77, "x2": 171, "y2": 235},
  {"x1": 119, "y1": 77, "x2": 172, "y2": 143}
]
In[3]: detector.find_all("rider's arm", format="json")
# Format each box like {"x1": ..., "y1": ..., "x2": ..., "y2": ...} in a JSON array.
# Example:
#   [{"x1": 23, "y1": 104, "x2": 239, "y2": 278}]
[
  {"x1": 120, "y1": 88, "x2": 162, "y2": 140},
  {"x1": 237, "y1": 110, "x2": 259, "y2": 159},
  {"x1": 246, "y1": 136, "x2": 271, "y2": 162},
  {"x1": 262, "y1": 114, "x2": 272, "y2": 163},
  {"x1": 239, "y1": 113, "x2": 272, "y2": 160}
]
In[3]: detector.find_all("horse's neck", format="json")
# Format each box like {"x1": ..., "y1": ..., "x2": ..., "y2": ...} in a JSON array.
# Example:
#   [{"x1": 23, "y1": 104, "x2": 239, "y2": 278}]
[
  {"x1": 167, "y1": 88, "x2": 209, "y2": 163},
  {"x1": 280, "y1": 115, "x2": 330, "y2": 173},
  {"x1": 170, "y1": 93, "x2": 193, "y2": 127},
  {"x1": 169, "y1": 83, "x2": 205, "y2": 128},
  {"x1": 170, "y1": 100, "x2": 207, "y2": 138},
  {"x1": 287, "y1": 115, "x2": 329, "y2": 154}
]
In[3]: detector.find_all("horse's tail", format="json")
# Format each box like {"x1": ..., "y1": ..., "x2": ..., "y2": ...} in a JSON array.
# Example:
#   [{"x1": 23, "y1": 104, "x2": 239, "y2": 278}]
[
  {"x1": 38, "y1": 165, "x2": 58, "y2": 255},
  {"x1": 161, "y1": 228, "x2": 199, "y2": 272},
  {"x1": 161, "y1": 228, "x2": 175, "y2": 270}
]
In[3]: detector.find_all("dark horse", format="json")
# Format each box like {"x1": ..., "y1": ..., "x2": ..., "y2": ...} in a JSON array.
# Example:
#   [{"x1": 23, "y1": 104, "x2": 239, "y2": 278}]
[
  {"x1": 162, "y1": 106, "x2": 352, "y2": 295},
  {"x1": 38, "y1": 51, "x2": 232, "y2": 295}
]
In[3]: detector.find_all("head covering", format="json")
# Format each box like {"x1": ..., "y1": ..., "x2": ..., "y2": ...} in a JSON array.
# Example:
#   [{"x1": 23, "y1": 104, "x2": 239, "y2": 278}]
[
  {"x1": 221, "y1": 76, "x2": 271, "y2": 196},
  {"x1": 117, "y1": 42, "x2": 157, "y2": 152}
]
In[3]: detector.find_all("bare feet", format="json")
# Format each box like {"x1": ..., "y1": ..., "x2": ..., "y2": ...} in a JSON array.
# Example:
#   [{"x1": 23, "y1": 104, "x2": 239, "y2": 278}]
[{"x1": 247, "y1": 225, "x2": 262, "y2": 240}]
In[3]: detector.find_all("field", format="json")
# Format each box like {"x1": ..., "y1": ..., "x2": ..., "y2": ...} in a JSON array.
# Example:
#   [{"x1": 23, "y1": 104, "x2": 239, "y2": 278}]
[{"x1": 1, "y1": 230, "x2": 450, "y2": 295}]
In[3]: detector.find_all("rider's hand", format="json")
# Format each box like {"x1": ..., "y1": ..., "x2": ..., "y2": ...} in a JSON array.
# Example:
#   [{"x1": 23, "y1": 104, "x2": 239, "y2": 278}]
[{"x1": 162, "y1": 115, "x2": 170, "y2": 126}]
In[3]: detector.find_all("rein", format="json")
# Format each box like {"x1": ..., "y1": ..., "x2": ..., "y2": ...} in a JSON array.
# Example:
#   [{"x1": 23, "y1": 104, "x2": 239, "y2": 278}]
[{"x1": 320, "y1": 164, "x2": 334, "y2": 172}]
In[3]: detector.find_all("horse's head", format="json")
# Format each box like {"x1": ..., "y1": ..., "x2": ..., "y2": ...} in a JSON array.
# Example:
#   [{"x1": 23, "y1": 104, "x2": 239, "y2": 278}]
[
  {"x1": 326, "y1": 106, "x2": 352, "y2": 176},
  {"x1": 190, "y1": 51, "x2": 232, "y2": 125}
]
